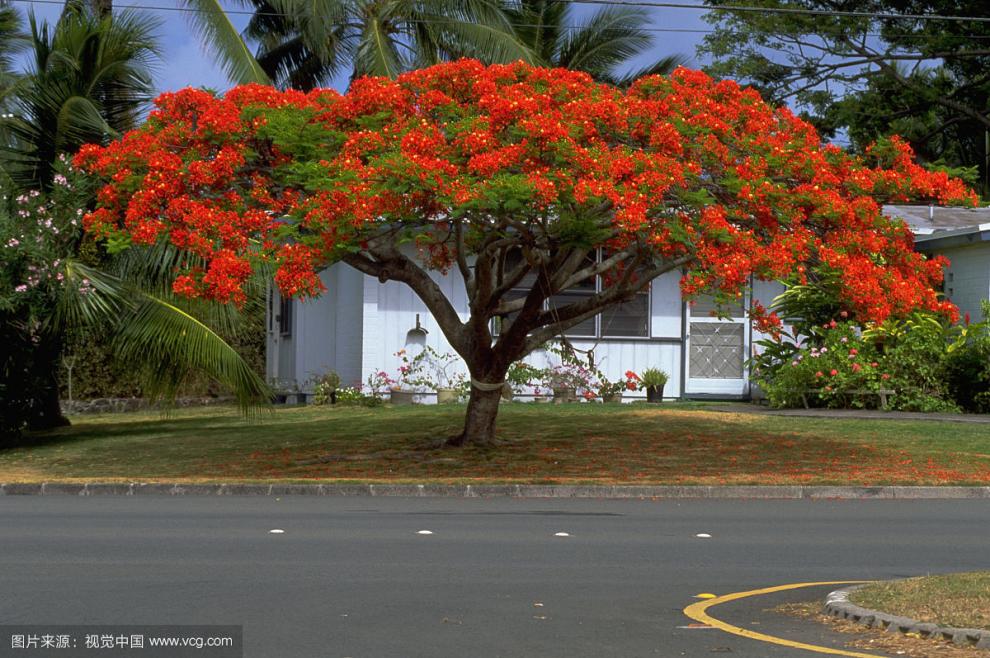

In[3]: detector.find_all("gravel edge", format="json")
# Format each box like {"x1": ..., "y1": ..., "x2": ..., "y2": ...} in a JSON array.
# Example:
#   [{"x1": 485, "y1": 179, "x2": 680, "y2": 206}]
[
  {"x1": 2, "y1": 483, "x2": 990, "y2": 498},
  {"x1": 824, "y1": 585, "x2": 990, "y2": 650}
]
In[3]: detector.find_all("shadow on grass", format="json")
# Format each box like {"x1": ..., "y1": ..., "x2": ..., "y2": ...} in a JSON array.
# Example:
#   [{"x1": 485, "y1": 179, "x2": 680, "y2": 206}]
[{"x1": 5, "y1": 404, "x2": 990, "y2": 484}]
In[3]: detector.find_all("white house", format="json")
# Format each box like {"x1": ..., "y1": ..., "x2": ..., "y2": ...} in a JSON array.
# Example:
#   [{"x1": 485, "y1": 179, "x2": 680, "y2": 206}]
[
  {"x1": 892, "y1": 205, "x2": 990, "y2": 323},
  {"x1": 266, "y1": 205, "x2": 990, "y2": 401}
]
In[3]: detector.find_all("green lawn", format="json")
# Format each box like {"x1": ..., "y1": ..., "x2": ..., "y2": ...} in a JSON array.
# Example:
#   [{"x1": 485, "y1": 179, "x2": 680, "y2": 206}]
[
  {"x1": 2, "y1": 403, "x2": 990, "y2": 484},
  {"x1": 851, "y1": 572, "x2": 990, "y2": 630}
]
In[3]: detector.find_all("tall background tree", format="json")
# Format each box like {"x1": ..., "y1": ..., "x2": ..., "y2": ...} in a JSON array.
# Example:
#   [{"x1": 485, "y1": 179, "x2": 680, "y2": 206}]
[
  {"x1": 700, "y1": 0, "x2": 990, "y2": 195},
  {"x1": 0, "y1": 3, "x2": 268, "y2": 434},
  {"x1": 75, "y1": 60, "x2": 974, "y2": 446}
]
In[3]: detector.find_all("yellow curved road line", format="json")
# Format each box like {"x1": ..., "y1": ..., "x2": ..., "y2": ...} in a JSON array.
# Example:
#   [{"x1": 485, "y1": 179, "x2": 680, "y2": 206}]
[{"x1": 683, "y1": 581, "x2": 885, "y2": 657}]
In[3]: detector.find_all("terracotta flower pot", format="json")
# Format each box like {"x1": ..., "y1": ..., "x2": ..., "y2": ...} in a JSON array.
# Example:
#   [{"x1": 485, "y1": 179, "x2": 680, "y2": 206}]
[{"x1": 646, "y1": 385, "x2": 664, "y2": 403}]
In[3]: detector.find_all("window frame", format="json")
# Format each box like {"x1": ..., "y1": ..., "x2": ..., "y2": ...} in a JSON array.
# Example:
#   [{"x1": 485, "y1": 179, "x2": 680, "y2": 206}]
[
  {"x1": 493, "y1": 248, "x2": 652, "y2": 340},
  {"x1": 278, "y1": 295, "x2": 293, "y2": 337}
]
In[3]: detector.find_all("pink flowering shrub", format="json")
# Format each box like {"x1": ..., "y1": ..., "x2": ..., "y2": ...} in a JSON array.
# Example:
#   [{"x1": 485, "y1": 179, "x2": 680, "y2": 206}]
[{"x1": 753, "y1": 315, "x2": 959, "y2": 411}]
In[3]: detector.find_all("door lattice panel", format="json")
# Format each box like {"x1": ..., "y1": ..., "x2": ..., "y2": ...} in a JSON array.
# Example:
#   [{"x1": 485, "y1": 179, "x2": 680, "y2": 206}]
[{"x1": 689, "y1": 322, "x2": 744, "y2": 379}]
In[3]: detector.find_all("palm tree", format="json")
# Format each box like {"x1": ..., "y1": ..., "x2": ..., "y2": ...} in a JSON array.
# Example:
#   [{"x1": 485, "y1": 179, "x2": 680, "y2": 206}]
[
  {"x1": 0, "y1": 5, "x2": 269, "y2": 432},
  {"x1": 1, "y1": 5, "x2": 158, "y2": 189},
  {"x1": 183, "y1": 0, "x2": 532, "y2": 90},
  {"x1": 0, "y1": 2, "x2": 25, "y2": 109},
  {"x1": 0, "y1": 1, "x2": 26, "y2": 186},
  {"x1": 184, "y1": 0, "x2": 684, "y2": 92},
  {"x1": 505, "y1": 0, "x2": 688, "y2": 86}
]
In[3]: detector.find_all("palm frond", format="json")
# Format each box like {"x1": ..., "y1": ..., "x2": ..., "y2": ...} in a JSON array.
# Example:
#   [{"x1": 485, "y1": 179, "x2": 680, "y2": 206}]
[
  {"x1": 555, "y1": 5, "x2": 654, "y2": 81},
  {"x1": 413, "y1": 0, "x2": 533, "y2": 65},
  {"x1": 55, "y1": 259, "x2": 128, "y2": 330},
  {"x1": 504, "y1": 0, "x2": 567, "y2": 66},
  {"x1": 354, "y1": 14, "x2": 404, "y2": 79},
  {"x1": 0, "y1": 3, "x2": 27, "y2": 109},
  {"x1": 265, "y1": 0, "x2": 349, "y2": 66},
  {"x1": 179, "y1": 0, "x2": 270, "y2": 85},
  {"x1": 114, "y1": 293, "x2": 271, "y2": 413},
  {"x1": 611, "y1": 54, "x2": 691, "y2": 88}
]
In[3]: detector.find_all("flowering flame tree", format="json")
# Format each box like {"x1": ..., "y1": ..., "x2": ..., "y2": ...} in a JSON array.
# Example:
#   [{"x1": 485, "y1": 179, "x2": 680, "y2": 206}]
[{"x1": 74, "y1": 60, "x2": 974, "y2": 445}]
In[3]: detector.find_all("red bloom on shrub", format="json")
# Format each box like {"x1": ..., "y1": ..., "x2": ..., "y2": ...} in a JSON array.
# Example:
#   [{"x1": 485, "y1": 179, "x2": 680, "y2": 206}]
[{"x1": 830, "y1": 369, "x2": 838, "y2": 376}]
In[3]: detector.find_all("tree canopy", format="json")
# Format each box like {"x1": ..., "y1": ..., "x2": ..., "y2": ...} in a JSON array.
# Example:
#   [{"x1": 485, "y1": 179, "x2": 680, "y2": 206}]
[
  {"x1": 700, "y1": 0, "x2": 990, "y2": 193},
  {"x1": 74, "y1": 59, "x2": 973, "y2": 444}
]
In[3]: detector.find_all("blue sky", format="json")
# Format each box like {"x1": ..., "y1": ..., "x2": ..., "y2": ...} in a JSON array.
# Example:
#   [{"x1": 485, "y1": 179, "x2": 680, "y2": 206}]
[{"x1": 12, "y1": 1, "x2": 714, "y2": 94}]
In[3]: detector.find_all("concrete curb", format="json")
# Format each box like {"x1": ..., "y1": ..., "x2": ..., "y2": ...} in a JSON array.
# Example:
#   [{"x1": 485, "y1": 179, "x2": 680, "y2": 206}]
[
  {"x1": 824, "y1": 585, "x2": 990, "y2": 650},
  {"x1": 2, "y1": 483, "x2": 990, "y2": 498}
]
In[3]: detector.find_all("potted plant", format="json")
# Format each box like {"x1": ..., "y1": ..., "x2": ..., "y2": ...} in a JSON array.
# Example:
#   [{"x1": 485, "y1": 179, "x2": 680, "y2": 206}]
[
  {"x1": 544, "y1": 363, "x2": 594, "y2": 403},
  {"x1": 269, "y1": 377, "x2": 300, "y2": 404},
  {"x1": 597, "y1": 371, "x2": 640, "y2": 403},
  {"x1": 310, "y1": 370, "x2": 341, "y2": 405},
  {"x1": 636, "y1": 368, "x2": 669, "y2": 403},
  {"x1": 413, "y1": 346, "x2": 467, "y2": 404},
  {"x1": 507, "y1": 361, "x2": 544, "y2": 402},
  {"x1": 366, "y1": 369, "x2": 403, "y2": 404},
  {"x1": 389, "y1": 350, "x2": 421, "y2": 405}
]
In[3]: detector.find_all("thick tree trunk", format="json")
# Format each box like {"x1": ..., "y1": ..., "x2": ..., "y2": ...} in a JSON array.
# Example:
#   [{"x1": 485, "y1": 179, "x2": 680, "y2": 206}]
[
  {"x1": 27, "y1": 334, "x2": 70, "y2": 431},
  {"x1": 448, "y1": 384, "x2": 503, "y2": 447}
]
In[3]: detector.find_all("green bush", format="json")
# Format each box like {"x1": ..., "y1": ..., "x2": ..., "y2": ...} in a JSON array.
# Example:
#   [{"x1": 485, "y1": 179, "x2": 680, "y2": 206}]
[
  {"x1": 878, "y1": 320, "x2": 957, "y2": 412},
  {"x1": 945, "y1": 338, "x2": 990, "y2": 413},
  {"x1": 753, "y1": 314, "x2": 957, "y2": 412},
  {"x1": 310, "y1": 370, "x2": 342, "y2": 405},
  {"x1": 944, "y1": 304, "x2": 990, "y2": 413}
]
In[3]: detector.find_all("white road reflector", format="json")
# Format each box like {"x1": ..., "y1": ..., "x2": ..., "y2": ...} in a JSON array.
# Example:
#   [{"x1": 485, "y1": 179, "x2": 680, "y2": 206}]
[
  {"x1": 554, "y1": 532, "x2": 570, "y2": 537},
  {"x1": 676, "y1": 624, "x2": 715, "y2": 630},
  {"x1": 269, "y1": 529, "x2": 285, "y2": 534},
  {"x1": 696, "y1": 533, "x2": 712, "y2": 538},
  {"x1": 416, "y1": 530, "x2": 434, "y2": 535}
]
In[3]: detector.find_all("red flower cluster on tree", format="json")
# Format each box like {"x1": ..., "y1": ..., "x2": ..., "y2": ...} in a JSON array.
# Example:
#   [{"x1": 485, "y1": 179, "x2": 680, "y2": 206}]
[{"x1": 74, "y1": 59, "x2": 974, "y2": 323}]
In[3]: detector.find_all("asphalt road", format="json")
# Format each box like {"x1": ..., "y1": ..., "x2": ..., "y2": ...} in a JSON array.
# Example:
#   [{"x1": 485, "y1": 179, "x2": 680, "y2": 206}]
[{"x1": 1, "y1": 496, "x2": 988, "y2": 658}]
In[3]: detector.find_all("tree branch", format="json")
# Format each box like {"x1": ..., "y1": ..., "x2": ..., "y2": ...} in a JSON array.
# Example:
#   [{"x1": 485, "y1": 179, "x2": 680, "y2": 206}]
[{"x1": 342, "y1": 246, "x2": 469, "y2": 354}]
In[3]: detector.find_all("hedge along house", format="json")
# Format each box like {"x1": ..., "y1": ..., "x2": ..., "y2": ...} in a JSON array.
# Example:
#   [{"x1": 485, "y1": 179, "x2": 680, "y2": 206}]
[{"x1": 266, "y1": 205, "x2": 990, "y2": 402}]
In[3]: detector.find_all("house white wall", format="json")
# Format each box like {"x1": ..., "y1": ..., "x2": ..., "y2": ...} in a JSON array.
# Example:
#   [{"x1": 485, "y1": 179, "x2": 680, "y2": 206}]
[
  {"x1": 266, "y1": 218, "x2": 990, "y2": 399},
  {"x1": 938, "y1": 243, "x2": 990, "y2": 323},
  {"x1": 267, "y1": 261, "x2": 791, "y2": 400}
]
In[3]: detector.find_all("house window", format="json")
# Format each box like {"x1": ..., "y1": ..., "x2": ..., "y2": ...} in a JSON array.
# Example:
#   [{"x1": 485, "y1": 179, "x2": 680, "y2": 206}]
[
  {"x1": 495, "y1": 249, "x2": 650, "y2": 338},
  {"x1": 278, "y1": 296, "x2": 292, "y2": 337}
]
